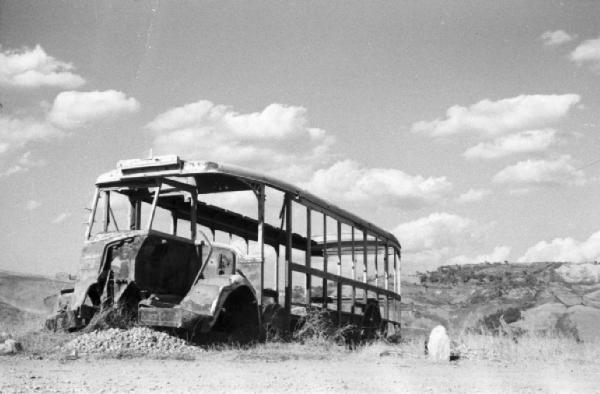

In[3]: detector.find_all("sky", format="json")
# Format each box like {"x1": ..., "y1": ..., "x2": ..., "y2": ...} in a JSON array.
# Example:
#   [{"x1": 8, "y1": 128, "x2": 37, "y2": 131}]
[{"x1": 2, "y1": 0, "x2": 600, "y2": 277}]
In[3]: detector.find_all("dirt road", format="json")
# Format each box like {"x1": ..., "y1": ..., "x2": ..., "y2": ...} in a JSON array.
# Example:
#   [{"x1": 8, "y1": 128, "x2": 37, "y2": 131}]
[{"x1": 1, "y1": 353, "x2": 598, "y2": 393}]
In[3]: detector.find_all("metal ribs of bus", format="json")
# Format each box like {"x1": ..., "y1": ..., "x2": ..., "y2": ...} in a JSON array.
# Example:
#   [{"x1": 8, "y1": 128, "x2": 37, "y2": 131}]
[
  {"x1": 128, "y1": 192, "x2": 321, "y2": 253},
  {"x1": 289, "y1": 263, "x2": 401, "y2": 302}
]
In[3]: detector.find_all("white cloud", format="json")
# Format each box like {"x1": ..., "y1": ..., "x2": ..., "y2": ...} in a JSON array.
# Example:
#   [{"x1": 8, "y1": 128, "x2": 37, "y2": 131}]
[
  {"x1": 148, "y1": 100, "x2": 335, "y2": 180},
  {"x1": 393, "y1": 212, "x2": 496, "y2": 272},
  {"x1": 394, "y1": 213, "x2": 503, "y2": 273},
  {"x1": 149, "y1": 100, "x2": 450, "y2": 216},
  {"x1": 569, "y1": 36, "x2": 600, "y2": 69},
  {"x1": 519, "y1": 230, "x2": 600, "y2": 263},
  {"x1": 0, "y1": 115, "x2": 63, "y2": 157},
  {"x1": 1, "y1": 150, "x2": 48, "y2": 179},
  {"x1": 411, "y1": 94, "x2": 580, "y2": 137},
  {"x1": 448, "y1": 246, "x2": 511, "y2": 265},
  {"x1": 456, "y1": 188, "x2": 491, "y2": 203},
  {"x1": 0, "y1": 165, "x2": 24, "y2": 178},
  {"x1": 463, "y1": 129, "x2": 557, "y2": 160},
  {"x1": 25, "y1": 200, "x2": 41, "y2": 211},
  {"x1": 51, "y1": 212, "x2": 71, "y2": 224},
  {"x1": 394, "y1": 212, "x2": 474, "y2": 253},
  {"x1": 303, "y1": 160, "x2": 452, "y2": 210},
  {"x1": 540, "y1": 30, "x2": 576, "y2": 47},
  {"x1": 492, "y1": 155, "x2": 584, "y2": 186},
  {"x1": 48, "y1": 90, "x2": 140, "y2": 129},
  {"x1": 0, "y1": 45, "x2": 85, "y2": 89}
]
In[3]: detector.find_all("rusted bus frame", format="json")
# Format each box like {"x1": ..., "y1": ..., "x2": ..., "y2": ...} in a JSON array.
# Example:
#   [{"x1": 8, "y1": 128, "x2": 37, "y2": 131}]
[
  {"x1": 363, "y1": 232, "x2": 368, "y2": 306},
  {"x1": 384, "y1": 243, "x2": 389, "y2": 320},
  {"x1": 395, "y1": 249, "x2": 400, "y2": 322},
  {"x1": 143, "y1": 180, "x2": 200, "y2": 243},
  {"x1": 97, "y1": 162, "x2": 400, "y2": 250},
  {"x1": 322, "y1": 213, "x2": 327, "y2": 309},
  {"x1": 289, "y1": 263, "x2": 401, "y2": 303},
  {"x1": 305, "y1": 207, "x2": 312, "y2": 306},
  {"x1": 290, "y1": 300, "x2": 398, "y2": 323},
  {"x1": 275, "y1": 249, "x2": 280, "y2": 299},
  {"x1": 374, "y1": 237, "x2": 378, "y2": 289},
  {"x1": 282, "y1": 193, "x2": 401, "y2": 323},
  {"x1": 284, "y1": 194, "x2": 292, "y2": 312},
  {"x1": 284, "y1": 215, "x2": 401, "y2": 325},
  {"x1": 351, "y1": 227, "x2": 356, "y2": 315},
  {"x1": 96, "y1": 177, "x2": 400, "y2": 253},
  {"x1": 95, "y1": 171, "x2": 402, "y2": 320},
  {"x1": 145, "y1": 185, "x2": 160, "y2": 231},
  {"x1": 85, "y1": 188, "x2": 101, "y2": 240},
  {"x1": 204, "y1": 163, "x2": 399, "y2": 247},
  {"x1": 256, "y1": 184, "x2": 266, "y2": 304},
  {"x1": 289, "y1": 195, "x2": 399, "y2": 251},
  {"x1": 103, "y1": 190, "x2": 111, "y2": 232},
  {"x1": 91, "y1": 178, "x2": 200, "y2": 241},
  {"x1": 336, "y1": 220, "x2": 342, "y2": 321}
]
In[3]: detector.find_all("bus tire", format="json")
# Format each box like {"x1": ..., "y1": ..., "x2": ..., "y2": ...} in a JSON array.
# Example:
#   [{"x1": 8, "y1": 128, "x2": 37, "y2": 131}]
[
  {"x1": 361, "y1": 303, "x2": 382, "y2": 339},
  {"x1": 261, "y1": 303, "x2": 290, "y2": 340}
]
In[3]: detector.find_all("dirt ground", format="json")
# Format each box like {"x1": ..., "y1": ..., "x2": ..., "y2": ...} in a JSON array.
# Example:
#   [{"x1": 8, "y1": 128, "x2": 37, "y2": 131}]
[{"x1": 1, "y1": 354, "x2": 599, "y2": 393}]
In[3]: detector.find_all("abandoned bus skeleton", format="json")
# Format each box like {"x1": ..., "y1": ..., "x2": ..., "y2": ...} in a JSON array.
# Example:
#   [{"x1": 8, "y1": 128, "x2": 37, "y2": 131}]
[{"x1": 46, "y1": 155, "x2": 402, "y2": 341}]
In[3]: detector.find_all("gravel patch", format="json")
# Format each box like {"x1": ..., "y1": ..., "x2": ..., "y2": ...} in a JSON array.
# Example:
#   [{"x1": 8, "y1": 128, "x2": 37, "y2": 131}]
[{"x1": 63, "y1": 327, "x2": 200, "y2": 357}]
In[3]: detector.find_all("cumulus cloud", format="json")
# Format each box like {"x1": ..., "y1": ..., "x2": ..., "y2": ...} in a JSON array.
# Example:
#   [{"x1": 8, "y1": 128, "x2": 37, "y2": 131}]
[
  {"x1": 463, "y1": 129, "x2": 557, "y2": 160},
  {"x1": 456, "y1": 188, "x2": 491, "y2": 203},
  {"x1": 148, "y1": 100, "x2": 334, "y2": 180},
  {"x1": 0, "y1": 115, "x2": 63, "y2": 157},
  {"x1": 392, "y1": 212, "x2": 497, "y2": 272},
  {"x1": 394, "y1": 212, "x2": 474, "y2": 252},
  {"x1": 48, "y1": 90, "x2": 140, "y2": 129},
  {"x1": 25, "y1": 200, "x2": 41, "y2": 211},
  {"x1": 492, "y1": 155, "x2": 584, "y2": 186},
  {"x1": 303, "y1": 160, "x2": 452, "y2": 210},
  {"x1": 51, "y1": 212, "x2": 71, "y2": 224},
  {"x1": 149, "y1": 99, "x2": 454, "y2": 215},
  {"x1": 0, "y1": 45, "x2": 85, "y2": 89},
  {"x1": 447, "y1": 246, "x2": 511, "y2": 265},
  {"x1": 0, "y1": 165, "x2": 23, "y2": 178},
  {"x1": 0, "y1": 152, "x2": 40, "y2": 178},
  {"x1": 569, "y1": 36, "x2": 600, "y2": 69},
  {"x1": 519, "y1": 230, "x2": 600, "y2": 263},
  {"x1": 410, "y1": 94, "x2": 580, "y2": 137},
  {"x1": 540, "y1": 30, "x2": 576, "y2": 47}
]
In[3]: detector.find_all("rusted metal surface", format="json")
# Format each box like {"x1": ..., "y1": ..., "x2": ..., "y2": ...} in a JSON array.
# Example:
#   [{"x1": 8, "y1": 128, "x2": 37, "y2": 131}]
[
  {"x1": 95, "y1": 159, "x2": 400, "y2": 250},
  {"x1": 47, "y1": 155, "x2": 402, "y2": 339}
]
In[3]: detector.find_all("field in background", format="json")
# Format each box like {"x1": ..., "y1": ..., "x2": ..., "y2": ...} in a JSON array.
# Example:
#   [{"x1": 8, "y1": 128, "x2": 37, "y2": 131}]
[
  {"x1": 2, "y1": 264, "x2": 600, "y2": 392},
  {"x1": 402, "y1": 262, "x2": 600, "y2": 343}
]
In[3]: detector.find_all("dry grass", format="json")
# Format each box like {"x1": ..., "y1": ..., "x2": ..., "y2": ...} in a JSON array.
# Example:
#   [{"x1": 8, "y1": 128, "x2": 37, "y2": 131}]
[
  {"x1": 3, "y1": 312, "x2": 598, "y2": 367},
  {"x1": 453, "y1": 332, "x2": 600, "y2": 364},
  {"x1": 0, "y1": 317, "x2": 77, "y2": 357},
  {"x1": 94, "y1": 349, "x2": 198, "y2": 361},
  {"x1": 224, "y1": 341, "x2": 349, "y2": 362},
  {"x1": 394, "y1": 329, "x2": 600, "y2": 367}
]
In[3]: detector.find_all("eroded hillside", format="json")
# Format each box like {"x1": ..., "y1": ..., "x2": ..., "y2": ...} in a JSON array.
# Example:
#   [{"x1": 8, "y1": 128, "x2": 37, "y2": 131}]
[
  {"x1": 0, "y1": 270, "x2": 71, "y2": 326},
  {"x1": 402, "y1": 262, "x2": 600, "y2": 341}
]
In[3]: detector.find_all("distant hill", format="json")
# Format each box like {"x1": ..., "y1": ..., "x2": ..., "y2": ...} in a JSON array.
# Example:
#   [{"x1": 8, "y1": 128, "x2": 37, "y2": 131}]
[
  {"x1": 0, "y1": 270, "x2": 73, "y2": 327},
  {"x1": 402, "y1": 261, "x2": 600, "y2": 342},
  {"x1": 3, "y1": 262, "x2": 600, "y2": 342}
]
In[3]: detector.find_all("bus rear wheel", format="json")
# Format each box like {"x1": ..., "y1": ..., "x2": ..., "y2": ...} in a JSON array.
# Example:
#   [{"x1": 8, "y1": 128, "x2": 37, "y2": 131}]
[
  {"x1": 261, "y1": 303, "x2": 290, "y2": 340},
  {"x1": 361, "y1": 303, "x2": 382, "y2": 340}
]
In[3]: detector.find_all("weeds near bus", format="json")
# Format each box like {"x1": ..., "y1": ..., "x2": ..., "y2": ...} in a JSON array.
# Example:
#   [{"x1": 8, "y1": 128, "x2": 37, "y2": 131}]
[
  {"x1": 291, "y1": 308, "x2": 377, "y2": 349},
  {"x1": 4, "y1": 314, "x2": 600, "y2": 367},
  {"x1": 84, "y1": 304, "x2": 137, "y2": 332}
]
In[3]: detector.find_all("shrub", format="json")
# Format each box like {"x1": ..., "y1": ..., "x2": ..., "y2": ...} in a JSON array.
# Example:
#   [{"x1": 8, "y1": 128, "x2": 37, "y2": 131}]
[{"x1": 480, "y1": 307, "x2": 521, "y2": 333}]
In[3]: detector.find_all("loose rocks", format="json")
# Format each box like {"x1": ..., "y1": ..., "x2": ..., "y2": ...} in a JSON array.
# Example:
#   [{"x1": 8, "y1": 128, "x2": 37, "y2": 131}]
[
  {"x1": 0, "y1": 338, "x2": 23, "y2": 355},
  {"x1": 63, "y1": 327, "x2": 198, "y2": 356}
]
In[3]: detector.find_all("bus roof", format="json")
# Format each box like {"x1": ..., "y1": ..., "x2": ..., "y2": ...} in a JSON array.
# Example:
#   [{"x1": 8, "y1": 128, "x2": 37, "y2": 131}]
[{"x1": 95, "y1": 156, "x2": 401, "y2": 250}]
